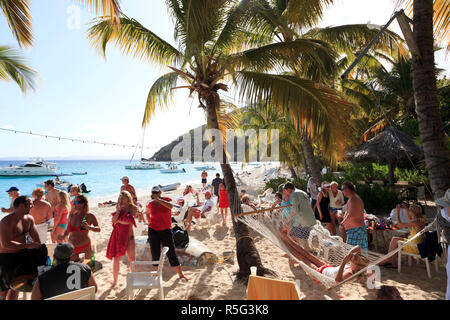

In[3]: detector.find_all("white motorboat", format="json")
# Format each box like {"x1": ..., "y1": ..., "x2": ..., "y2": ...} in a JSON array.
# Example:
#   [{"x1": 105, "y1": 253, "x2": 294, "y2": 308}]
[
  {"x1": 125, "y1": 160, "x2": 161, "y2": 170},
  {"x1": 160, "y1": 164, "x2": 186, "y2": 174},
  {"x1": 194, "y1": 165, "x2": 216, "y2": 171},
  {"x1": 0, "y1": 158, "x2": 58, "y2": 176},
  {"x1": 158, "y1": 182, "x2": 181, "y2": 191}
]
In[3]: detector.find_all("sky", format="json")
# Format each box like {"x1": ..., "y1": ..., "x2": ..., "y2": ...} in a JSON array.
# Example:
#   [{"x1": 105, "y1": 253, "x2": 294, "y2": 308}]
[{"x1": 0, "y1": 0, "x2": 448, "y2": 160}]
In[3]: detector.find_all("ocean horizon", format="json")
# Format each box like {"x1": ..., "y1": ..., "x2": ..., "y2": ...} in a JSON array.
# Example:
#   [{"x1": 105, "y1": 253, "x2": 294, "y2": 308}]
[{"x1": 0, "y1": 159, "x2": 271, "y2": 213}]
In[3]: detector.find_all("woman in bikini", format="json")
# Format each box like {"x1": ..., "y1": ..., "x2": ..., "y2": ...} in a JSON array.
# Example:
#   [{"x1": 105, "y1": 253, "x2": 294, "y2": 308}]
[
  {"x1": 58, "y1": 195, "x2": 100, "y2": 261},
  {"x1": 106, "y1": 191, "x2": 137, "y2": 287},
  {"x1": 51, "y1": 191, "x2": 70, "y2": 243}
]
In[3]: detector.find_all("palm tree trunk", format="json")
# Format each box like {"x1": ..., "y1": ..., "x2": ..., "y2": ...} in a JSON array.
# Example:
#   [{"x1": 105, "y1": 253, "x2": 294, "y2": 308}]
[
  {"x1": 204, "y1": 92, "x2": 274, "y2": 282},
  {"x1": 387, "y1": 159, "x2": 396, "y2": 186},
  {"x1": 301, "y1": 131, "x2": 323, "y2": 186},
  {"x1": 412, "y1": 0, "x2": 450, "y2": 198},
  {"x1": 289, "y1": 166, "x2": 298, "y2": 179}
]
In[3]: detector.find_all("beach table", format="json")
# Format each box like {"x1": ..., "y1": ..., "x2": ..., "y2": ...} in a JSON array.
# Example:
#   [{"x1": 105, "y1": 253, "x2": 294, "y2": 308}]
[{"x1": 367, "y1": 226, "x2": 410, "y2": 252}]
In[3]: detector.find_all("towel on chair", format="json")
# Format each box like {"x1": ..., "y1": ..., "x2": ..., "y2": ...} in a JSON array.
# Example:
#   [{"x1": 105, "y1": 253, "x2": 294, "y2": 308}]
[
  {"x1": 418, "y1": 231, "x2": 443, "y2": 262},
  {"x1": 247, "y1": 275, "x2": 300, "y2": 300}
]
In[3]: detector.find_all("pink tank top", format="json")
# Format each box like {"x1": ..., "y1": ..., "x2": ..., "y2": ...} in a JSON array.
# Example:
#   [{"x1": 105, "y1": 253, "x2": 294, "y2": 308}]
[{"x1": 54, "y1": 206, "x2": 68, "y2": 225}]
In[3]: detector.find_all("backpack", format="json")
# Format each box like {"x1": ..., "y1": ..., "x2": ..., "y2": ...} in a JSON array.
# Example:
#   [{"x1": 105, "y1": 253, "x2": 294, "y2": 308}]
[{"x1": 172, "y1": 225, "x2": 189, "y2": 249}]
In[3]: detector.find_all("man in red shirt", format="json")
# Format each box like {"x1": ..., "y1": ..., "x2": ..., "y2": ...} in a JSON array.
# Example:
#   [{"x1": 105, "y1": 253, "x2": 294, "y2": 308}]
[{"x1": 146, "y1": 186, "x2": 188, "y2": 281}]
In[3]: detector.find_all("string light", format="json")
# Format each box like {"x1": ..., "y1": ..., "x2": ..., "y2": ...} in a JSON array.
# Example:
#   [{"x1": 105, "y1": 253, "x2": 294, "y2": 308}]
[{"x1": 0, "y1": 127, "x2": 159, "y2": 150}]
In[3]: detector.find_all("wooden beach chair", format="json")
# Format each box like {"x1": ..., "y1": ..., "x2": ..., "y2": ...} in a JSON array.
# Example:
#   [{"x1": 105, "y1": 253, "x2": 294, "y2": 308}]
[{"x1": 246, "y1": 267, "x2": 301, "y2": 300}]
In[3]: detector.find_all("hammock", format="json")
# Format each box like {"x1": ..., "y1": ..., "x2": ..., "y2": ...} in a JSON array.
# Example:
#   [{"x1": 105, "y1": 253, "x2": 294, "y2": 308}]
[{"x1": 235, "y1": 204, "x2": 436, "y2": 289}]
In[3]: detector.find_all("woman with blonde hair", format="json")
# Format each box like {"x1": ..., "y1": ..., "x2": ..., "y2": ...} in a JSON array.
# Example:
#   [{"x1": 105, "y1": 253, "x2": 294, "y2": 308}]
[
  {"x1": 381, "y1": 203, "x2": 427, "y2": 268},
  {"x1": 51, "y1": 191, "x2": 71, "y2": 243},
  {"x1": 106, "y1": 191, "x2": 138, "y2": 287},
  {"x1": 58, "y1": 195, "x2": 100, "y2": 261}
]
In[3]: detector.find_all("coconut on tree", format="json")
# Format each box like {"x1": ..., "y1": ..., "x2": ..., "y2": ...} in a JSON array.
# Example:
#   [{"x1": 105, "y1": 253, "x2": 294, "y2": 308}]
[{"x1": 88, "y1": 0, "x2": 354, "y2": 280}]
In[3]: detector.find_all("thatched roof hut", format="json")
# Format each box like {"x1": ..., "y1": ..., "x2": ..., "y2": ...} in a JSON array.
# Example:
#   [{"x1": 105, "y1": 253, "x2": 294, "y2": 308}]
[{"x1": 346, "y1": 127, "x2": 423, "y2": 185}]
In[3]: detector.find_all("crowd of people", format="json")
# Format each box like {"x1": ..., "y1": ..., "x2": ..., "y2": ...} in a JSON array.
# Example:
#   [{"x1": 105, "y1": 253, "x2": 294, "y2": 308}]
[{"x1": 0, "y1": 171, "x2": 448, "y2": 300}]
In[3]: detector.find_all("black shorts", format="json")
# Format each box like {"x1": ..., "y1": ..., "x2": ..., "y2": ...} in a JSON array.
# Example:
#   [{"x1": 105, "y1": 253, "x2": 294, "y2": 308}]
[
  {"x1": 0, "y1": 245, "x2": 48, "y2": 291},
  {"x1": 201, "y1": 179, "x2": 207, "y2": 184},
  {"x1": 148, "y1": 228, "x2": 180, "y2": 267},
  {"x1": 315, "y1": 207, "x2": 331, "y2": 223}
]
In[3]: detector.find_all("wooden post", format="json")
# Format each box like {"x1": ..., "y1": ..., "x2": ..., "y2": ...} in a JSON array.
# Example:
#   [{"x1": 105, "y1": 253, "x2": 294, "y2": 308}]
[{"x1": 396, "y1": 10, "x2": 422, "y2": 61}]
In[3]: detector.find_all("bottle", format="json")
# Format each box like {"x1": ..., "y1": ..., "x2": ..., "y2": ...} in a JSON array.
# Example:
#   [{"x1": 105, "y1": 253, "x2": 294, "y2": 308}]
[
  {"x1": 90, "y1": 250, "x2": 95, "y2": 268},
  {"x1": 46, "y1": 256, "x2": 51, "y2": 267},
  {"x1": 51, "y1": 259, "x2": 56, "y2": 267}
]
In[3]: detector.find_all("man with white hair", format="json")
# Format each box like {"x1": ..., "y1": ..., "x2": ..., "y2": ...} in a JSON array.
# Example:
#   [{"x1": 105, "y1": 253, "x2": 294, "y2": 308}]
[{"x1": 435, "y1": 189, "x2": 450, "y2": 300}]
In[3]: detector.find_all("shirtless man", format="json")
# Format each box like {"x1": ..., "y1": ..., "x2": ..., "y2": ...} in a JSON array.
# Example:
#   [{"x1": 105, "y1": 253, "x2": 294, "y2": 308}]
[
  {"x1": 0, "y1": 196, "x2": 45, "y2": 300},
  {"x1": 120, "y1": 176, "x2": 137, "y2": 204},
  {"x1": 1, "y1": 187, "x2": 20, "y2": 214},
  {"x1": 340, "y1": 181, "x2": 368, "y2": 250},
  {"x1": 30, "y1": 188, "x2": 53, "y2": 243},
  {"x1": 44, "y1": 180, "x2": 59, "y2": 212}
]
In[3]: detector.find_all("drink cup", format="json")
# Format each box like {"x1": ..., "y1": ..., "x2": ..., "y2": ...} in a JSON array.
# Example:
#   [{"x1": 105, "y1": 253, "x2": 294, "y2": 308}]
[{"x1": 250, "y1": 266, "x2": 257, "y2": 275}]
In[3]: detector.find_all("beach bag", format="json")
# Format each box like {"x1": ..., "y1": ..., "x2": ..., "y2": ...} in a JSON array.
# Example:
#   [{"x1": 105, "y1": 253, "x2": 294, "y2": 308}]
[{"x1": 172, "y1": 225, "x2": 189, "y2": 249}]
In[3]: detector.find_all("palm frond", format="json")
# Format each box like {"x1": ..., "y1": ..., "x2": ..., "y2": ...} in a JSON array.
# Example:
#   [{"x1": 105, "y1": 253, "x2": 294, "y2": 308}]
[
  {"x1": 0, "y1": 0, "x2": 32, "y2": 48},
  {"x1": 142, "y1": 71, "x2": 180, "y2": 127},
  {"x1": 0, "y1": 45, "x2": 37, "y2": 92},
  {"x1": 88, "y1": 15, "x2": 184, "y2": 66},
  {"x1": 305, "y1": 24, "x2": 407, "y2": 57},
  {"x1": 227, "y1": 38, "x2": 338, "y2": 77},
  {"x1": 282, "y1": 0, "x2": 334, "y2": 29},
  {"x1": 236, "y1": 71, "x2": 353, "y2": 157},
  {"x1": 75, "y1": 0, "x2": 121, "y2": 24}
]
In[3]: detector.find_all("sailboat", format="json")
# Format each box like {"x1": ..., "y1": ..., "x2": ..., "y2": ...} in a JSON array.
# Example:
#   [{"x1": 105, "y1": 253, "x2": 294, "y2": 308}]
[{"x1": 124, "y1": 130, "x2": 161, "y2": 170}]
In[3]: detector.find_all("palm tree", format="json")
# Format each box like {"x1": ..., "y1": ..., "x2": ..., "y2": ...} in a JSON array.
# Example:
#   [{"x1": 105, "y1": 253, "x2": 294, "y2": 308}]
[
  {"x1": 243, "y1": 0, "x2": 405, "y2": 185},
  {"x1": 400, "y1": 0, "x2": 450, "y2": 197},
  {"x1": 0, "y1": 45, "x2": 36, "y2": 91},
  {"x1": 88, "y1": 0, "x2": 352, "y2": 280},
  {"x1": 240, "y1": 103, "x2": 305, "y2": 177}
]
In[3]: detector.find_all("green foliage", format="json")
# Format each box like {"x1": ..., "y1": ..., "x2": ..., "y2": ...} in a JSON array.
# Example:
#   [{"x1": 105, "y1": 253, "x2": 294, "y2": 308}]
[
  {"x1": 264, "y1": 177, "x2": 288, "y2": 193},
  {"x1": 354, "y1": 183, "x2": 398, "y2": 214},
  {"x1": 394, "y1": 117, "x2": 420, "y2": 137},
  {"x1": 394, "y1": 167, "x2": 429, "y2": 186},
  {"x1": 292, "y1": 177, "x2": 308, "y2": 192}
]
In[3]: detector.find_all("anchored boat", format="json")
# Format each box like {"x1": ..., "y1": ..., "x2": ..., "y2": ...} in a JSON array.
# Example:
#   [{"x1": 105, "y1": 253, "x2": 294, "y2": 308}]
[{"x1": 0, "y1": 158, "x2": 58, "y2": 176}]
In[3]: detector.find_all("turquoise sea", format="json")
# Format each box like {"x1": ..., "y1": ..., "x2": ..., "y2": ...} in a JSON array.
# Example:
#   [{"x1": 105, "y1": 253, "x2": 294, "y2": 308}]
[{"x1": 0, "y1": 160, "x2": 229, "y2": 211}]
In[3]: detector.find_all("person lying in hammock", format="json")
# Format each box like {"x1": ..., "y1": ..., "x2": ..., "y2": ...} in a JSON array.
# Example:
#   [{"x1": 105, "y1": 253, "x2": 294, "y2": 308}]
[{"x1": 280, "y1": 231, "x2": 369, "y2": 282}]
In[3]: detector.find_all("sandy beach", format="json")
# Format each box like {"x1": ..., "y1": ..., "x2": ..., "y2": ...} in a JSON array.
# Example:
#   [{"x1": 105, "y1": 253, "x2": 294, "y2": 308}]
[{"x1": 85, "y1": 166, "x2": 447, "y2": 300}]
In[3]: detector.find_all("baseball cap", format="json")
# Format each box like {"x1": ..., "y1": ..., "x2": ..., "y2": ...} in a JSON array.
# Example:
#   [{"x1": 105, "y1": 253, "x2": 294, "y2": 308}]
[
  {"x1": 6, "y1": 187, "x2": 19, "y2": 192},
  {"x1": 121, "y1": 176, "x2": 129, "y2": 181},
  {"x1": 205, "y1": 191, "x2": 212, "y2": 197},
  {"x1": 152, "y1": 186, "x2": 162, "y2": 193},
  {"x1": 54, "y1": 243, "x2": 74, "y2": 261}
]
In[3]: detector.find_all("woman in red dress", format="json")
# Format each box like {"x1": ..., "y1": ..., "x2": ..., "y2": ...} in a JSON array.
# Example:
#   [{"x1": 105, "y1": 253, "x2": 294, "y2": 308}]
[
  {"x1": 218, "y1": 183, "x2": 229, "y2": 226},
  {"x1": 106, "y1": 191, "x2": 137, "y2": 287}
]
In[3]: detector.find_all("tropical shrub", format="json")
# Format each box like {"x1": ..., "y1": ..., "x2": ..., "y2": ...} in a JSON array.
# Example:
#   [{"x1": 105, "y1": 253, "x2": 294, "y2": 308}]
[
  {"x1": 354, "y1": 183, "x2": 399, "y2": 214},
  {"x1": 264, "y1": 177, "x2": 288, "y2": 193},
  {"x1": 292, "y1": 177, "x2": 308, "y2": 192}
]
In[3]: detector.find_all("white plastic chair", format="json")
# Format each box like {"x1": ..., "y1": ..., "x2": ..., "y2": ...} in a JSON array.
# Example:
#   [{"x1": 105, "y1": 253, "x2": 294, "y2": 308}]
[
  {"x1": 45, "y1": 286, "x2": 96, "y2": 300},
  {"x1": 126, "y1": 246, "x2": 169, "y2": 300},
  {"x1": 397, "y1": 240, "x2": 439, "y2": 278}
]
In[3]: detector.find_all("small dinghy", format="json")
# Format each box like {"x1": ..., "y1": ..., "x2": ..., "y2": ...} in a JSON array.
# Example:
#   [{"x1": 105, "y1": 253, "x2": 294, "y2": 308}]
[
  {"x1": 72, "y1": 172, "x2": 88, "y2": 175},
  {"x1": 159, "y1": 182, "x2": 181, "y2": 192}
]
